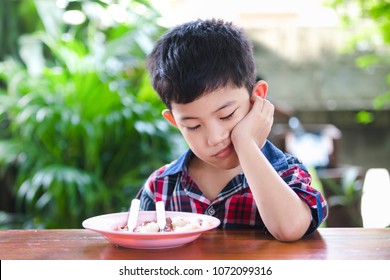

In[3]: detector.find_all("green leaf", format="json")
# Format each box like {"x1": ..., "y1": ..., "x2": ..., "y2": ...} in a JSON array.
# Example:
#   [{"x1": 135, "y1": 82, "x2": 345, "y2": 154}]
[
  {"x1": 356, "y1": 111, "x2": 374, "y2": 124},
  {"x1": 373, "y1": 91, "x2": 390, "y2": 109}
]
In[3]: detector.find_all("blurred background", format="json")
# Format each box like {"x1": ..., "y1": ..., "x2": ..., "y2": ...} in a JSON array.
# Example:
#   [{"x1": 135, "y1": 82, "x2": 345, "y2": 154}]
[{"x1": 0, "y1": 0, "x2": 389, "y2": 229}]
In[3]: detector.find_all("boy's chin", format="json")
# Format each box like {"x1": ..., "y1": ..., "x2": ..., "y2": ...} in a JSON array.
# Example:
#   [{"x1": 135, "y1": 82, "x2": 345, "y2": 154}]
[{"x1": 211, "y1": 157, "x2": 240, "y2": 171}]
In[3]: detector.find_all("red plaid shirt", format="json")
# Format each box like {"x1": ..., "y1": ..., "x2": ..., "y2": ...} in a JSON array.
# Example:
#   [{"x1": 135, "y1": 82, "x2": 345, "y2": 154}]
[{"x1": 137, "y1": 141, "x2": 328, "y2": 235}]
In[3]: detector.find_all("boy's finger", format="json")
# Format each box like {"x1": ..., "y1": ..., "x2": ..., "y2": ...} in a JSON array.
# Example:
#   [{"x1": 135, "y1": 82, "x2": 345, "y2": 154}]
[
  {"x1": 250, "y1": 95, "x2": 264, "y2": 108},
  {"x1": 261, "y1": 99, "x2": 275, "y2": 114}
]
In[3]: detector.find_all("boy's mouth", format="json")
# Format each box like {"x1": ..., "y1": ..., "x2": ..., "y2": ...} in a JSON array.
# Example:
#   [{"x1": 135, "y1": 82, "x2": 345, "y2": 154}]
[{"x1": 213, "y1": 143, "x2": 233, "y2": 158}]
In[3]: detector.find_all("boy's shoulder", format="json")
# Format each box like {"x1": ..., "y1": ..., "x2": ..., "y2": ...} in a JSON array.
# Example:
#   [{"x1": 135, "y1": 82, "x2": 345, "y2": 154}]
[{"x1": 262, "y1": 140, "x2": 307, "y2": 172}]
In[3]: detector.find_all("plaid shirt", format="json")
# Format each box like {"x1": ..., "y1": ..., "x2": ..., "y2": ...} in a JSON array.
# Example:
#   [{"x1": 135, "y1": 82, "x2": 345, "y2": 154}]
[{"x1": 137, "y1": 140, "x2": 328, "y2": 235}]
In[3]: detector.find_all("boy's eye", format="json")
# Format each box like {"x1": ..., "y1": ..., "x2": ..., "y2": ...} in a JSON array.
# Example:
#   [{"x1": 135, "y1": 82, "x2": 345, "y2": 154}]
[
  {"x1": 187, "y1": 125, "x2": 200, "y2": 131},
  {"x1": 220, "y1": 109, "x2": 237, "y2": 121}
]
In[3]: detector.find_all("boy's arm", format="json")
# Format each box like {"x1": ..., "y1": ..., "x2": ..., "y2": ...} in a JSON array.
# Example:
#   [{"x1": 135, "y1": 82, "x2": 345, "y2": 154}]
[
  {"x1": 136, "y1": 172, "x2": 159, "y2": 211},
  {"x1": 231, "y1": 96, "x2": 312, "y2": 242}
]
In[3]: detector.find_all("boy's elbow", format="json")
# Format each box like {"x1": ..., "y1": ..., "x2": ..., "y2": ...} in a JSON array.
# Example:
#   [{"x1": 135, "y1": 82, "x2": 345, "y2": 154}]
[
  {"x1": 273, "y1": 231, "x2": 304, "y2": 242},
  {"x1": 271, "y1": 221, "x2": 310, "y2": 242}
]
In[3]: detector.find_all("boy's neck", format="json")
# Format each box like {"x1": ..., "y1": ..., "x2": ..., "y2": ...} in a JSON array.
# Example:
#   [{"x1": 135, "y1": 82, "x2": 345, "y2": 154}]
[{"x1": 188, "y1": 156, "x2": 242, "y2": 202}]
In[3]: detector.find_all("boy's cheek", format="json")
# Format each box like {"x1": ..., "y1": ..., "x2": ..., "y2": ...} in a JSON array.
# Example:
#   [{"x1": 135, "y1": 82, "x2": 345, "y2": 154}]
[{"x1": 236, "y1": 107, "x2": 251, "y2": 123}]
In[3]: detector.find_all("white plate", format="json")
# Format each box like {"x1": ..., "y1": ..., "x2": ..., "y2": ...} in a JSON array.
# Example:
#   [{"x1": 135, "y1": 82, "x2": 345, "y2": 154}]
[{"x1": 82, "y1": 211, "x2": 220, "y2": 249}]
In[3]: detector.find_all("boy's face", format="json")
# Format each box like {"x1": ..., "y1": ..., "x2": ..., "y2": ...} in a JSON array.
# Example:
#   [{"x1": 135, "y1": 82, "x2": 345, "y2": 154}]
[{"x1": 163, "y1": 85, "x2": 253, "y2": 170}]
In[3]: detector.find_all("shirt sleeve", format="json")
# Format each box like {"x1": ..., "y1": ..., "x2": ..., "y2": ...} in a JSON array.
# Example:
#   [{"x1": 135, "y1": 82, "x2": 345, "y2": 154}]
[
  {"x1": 136, "y1": 171, "x2": 158, "y2": 211},
  {"x1": 279, "y1": 153, "x2": 328, "y2": 235}
]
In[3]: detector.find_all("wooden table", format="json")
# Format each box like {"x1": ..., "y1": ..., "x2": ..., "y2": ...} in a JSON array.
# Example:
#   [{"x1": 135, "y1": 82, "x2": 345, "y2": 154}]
[{"x1": 1, "y1": 228, "x2": 389, "y2": 260}]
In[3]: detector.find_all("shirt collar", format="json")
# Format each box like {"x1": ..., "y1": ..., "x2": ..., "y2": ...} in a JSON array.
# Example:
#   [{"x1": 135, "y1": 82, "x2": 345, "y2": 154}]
[{"x1": 157, "y1": 149, "x2": 193, "y2": 178}]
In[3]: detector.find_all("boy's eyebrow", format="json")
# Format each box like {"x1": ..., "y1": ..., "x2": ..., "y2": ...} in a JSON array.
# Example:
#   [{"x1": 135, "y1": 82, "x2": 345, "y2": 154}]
[{"x1": 179, "y1": 100, "x2": 236, "y2": 121}]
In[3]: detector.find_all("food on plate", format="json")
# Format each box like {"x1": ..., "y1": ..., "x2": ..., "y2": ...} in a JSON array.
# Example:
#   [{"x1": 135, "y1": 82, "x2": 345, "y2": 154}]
[
  {"x1": 134, "y1": 221, "x2": 161, "y2": 233},
  {"x1": 169, "y1": 216, "x2": 203, "y2": 232},
  {"x1": 117, "y1": 216, "x2": 205, "y2": 232}
]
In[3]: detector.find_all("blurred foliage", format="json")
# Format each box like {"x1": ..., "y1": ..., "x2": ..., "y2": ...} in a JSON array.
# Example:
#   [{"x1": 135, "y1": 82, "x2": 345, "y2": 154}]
[
  {"x1": 321, "y1": 167, "x2": 363, "y2": 227},
  {"x1": 0, "y1": 0, "x2": 42, "y2": 61},
  {"x1": 0, "y1": 0, "x2": 180, "y2": 229},
  {"x1": 356, "y1": 110, "x2": 375, "y2": 124},
  {"x1": 326, "y1": 0, "x2": 390, "y2": 123}
]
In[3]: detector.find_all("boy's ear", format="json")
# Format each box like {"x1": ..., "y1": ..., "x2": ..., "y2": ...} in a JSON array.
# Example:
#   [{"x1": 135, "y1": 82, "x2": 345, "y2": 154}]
[
  {"x1": 162, "y1": 109, "x2": 178, "y2": 127},
  {"x1": 252, "y1": 80, "x2": 268, "y2": 99}
]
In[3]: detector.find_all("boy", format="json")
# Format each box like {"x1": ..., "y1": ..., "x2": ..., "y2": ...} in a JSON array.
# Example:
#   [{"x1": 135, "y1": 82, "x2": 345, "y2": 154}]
[{"x1": 137, "y1": 18, "x2": 327, "y2": 241}]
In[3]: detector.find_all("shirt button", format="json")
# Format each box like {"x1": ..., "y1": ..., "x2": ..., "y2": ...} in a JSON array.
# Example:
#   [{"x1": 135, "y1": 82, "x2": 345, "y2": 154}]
[{"x1": 207, "y1": 206, "x2": 215, "y2": 216}]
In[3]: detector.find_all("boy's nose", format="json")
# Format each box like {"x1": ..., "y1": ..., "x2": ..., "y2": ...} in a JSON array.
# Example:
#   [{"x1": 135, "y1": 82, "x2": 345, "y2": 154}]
[{"x1": 206, "y1": 126, "x2": 229, "y2": 146}]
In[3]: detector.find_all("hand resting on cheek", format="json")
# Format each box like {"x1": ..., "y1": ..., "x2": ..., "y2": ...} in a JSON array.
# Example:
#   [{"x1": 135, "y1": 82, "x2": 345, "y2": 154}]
[{"x1": 231, "y1": 95, "x2": 275, "y2": 150}]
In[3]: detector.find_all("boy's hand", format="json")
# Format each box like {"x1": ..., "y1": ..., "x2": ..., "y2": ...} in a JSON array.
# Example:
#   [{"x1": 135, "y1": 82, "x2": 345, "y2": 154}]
[{"x1": 231, "y1": 95, "x2": 274, "y2": 149}]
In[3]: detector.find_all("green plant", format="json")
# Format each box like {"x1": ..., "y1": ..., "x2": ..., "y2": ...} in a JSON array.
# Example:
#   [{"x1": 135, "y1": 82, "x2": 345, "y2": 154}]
[
  {"x1": 0, "y1": 0, "x2": 42, "y2": 61},
  {"x1": 0, "y1": 0, "x2": 179, "y2": 229},
  {"x1": 321, "y1": 166, "x2": 363, "y2": 227},
  {"x1": 326, "y1": 0, "x2": 390, "y2": 123}
]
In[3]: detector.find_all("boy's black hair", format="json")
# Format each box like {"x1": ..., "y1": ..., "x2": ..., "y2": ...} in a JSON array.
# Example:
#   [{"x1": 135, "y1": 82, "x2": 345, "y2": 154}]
[{"x1": 147, "y1": 18, "x2": 256, "y2": 109}]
